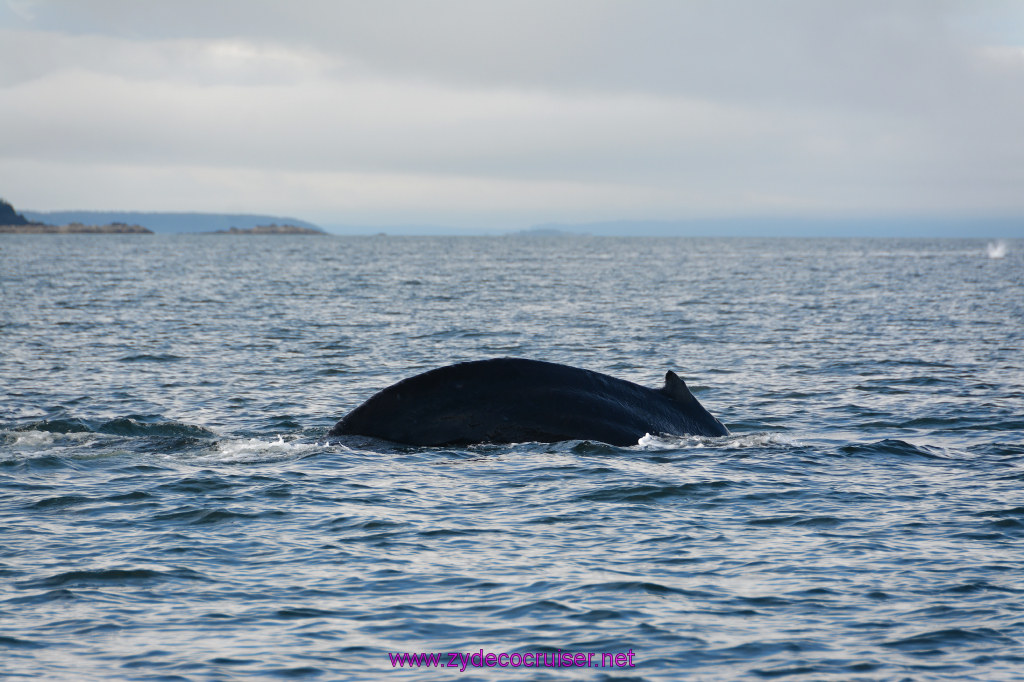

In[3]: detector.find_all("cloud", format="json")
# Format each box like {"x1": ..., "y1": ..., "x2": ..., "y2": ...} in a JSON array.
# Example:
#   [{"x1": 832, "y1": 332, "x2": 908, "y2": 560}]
[
  {"x1": 2, "y1": 0, "x2": 1024, "y2": 229},
  {"x1": 2, "y1": 0, "x2": 988, "y2": 105},
  {"x1": 0, "y1": 29, "x2": 340, "y2": 87}
]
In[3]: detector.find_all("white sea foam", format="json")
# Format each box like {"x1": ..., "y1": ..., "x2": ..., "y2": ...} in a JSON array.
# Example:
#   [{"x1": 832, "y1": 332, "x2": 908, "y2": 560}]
[
  {"x1": 10, "y1": 430, "x2": 59, "y2": 447},
  {"x1": 987, "y1": 240, "x2": 1008, "y2": 258},
  {"x1": 635, "y1": 433, "x2": 715, "y2": 449},
  {"x1": 203, "y1": 434, "x2": 327, "y2": 464},
  {"x1": 721, "y1": 432, "x2": 802, "y2": 449},
  {"x1": 4, "y1": 429, "x2": 96, "y2": 450},
  {"x1": 0, "y1": 429, "x2": 103, "y2": 462},
  {"x1": 636, "y1": 431, "x2": 799, "y2": 450}
]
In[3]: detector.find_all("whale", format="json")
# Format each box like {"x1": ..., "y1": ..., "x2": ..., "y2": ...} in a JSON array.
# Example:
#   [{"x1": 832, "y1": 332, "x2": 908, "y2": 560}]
[{"x1": 328, "y1": 358, "x2": 729, "y2": 446}]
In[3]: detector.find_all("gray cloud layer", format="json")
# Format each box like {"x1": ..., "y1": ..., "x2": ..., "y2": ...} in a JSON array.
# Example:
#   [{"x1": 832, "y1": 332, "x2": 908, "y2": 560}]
[{"x1": 2, "y1": 0, "x2": 1023, "y2": 229}]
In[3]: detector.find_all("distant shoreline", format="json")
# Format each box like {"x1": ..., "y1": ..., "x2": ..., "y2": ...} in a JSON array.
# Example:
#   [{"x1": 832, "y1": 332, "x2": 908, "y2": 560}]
[
  {"x1": 21, "y1": 209, "x2": 323, "y2": 234},
  {"x1": 0, "y1": 222, "x2": 152, "y2": 234},
  {"x1": 210, "y1": 224, "x2": 325, "y2": 235},
  {"x1": 0, "y1": 223, "x2": 327, "y2": 235}
]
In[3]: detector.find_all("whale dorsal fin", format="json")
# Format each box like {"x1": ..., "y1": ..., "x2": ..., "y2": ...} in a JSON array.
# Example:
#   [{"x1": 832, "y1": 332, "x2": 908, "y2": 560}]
[{"x1": 663, "y1": 370, "x2": 698, "y2": 406}]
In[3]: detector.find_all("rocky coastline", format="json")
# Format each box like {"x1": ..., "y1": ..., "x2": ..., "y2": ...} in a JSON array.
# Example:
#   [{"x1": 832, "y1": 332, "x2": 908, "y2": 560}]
[
  {"x1": 2, "y1": 199, "x2": 324, "y2": 235},
  {"x1": 1, "y1": 199, "x2": 152, "y2": 233},
  {"x1": 212, "y1": 224, "x2": 324, "y2": 235},
  {"x1": 0, "y1": 222, "x2": 153, "y2": 234}
]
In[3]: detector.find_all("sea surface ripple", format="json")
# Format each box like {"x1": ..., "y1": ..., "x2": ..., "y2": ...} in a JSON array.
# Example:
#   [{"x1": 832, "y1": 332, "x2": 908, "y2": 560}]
[{"x1": 1, "y1": 234, "x2": 1023, "y2": 680}]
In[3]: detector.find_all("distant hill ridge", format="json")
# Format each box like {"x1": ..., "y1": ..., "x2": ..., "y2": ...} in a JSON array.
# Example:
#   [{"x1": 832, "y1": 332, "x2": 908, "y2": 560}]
[{"x1": 22, "y1": 210, "x2": 323, "y2": 234}]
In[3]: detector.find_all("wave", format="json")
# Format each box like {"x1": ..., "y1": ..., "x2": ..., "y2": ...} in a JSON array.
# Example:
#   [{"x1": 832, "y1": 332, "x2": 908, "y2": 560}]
[
  {"x1": 839, "y1": 438, "x2": 952, "y2": 459},
  {"x1": 577, "y1": 480, "x2": 737, "y2": 503},
  {"x1": 116, "y1": 353, "x2": 184, "y2": 363},
  {"x1": 6, "y1": 416, "x2": 215, "y2": 439},
  {"x1": 0, "y1": 416, "x2": 218, "y2": 463},
  {"x1": 15, "y1": 566, "x2": 209, "y2": 590}
]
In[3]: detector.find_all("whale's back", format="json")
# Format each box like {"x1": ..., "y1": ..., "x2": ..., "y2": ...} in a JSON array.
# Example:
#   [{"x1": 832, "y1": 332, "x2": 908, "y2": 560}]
[{"x1": 329, "y1": 358, "x2": 728, "y2": 446}]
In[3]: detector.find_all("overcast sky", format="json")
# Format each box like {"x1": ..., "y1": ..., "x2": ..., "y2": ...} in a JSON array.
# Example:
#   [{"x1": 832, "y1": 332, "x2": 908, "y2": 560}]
[{"x1": 1, "y1": 0, "x2": 1023, "y2": 231}]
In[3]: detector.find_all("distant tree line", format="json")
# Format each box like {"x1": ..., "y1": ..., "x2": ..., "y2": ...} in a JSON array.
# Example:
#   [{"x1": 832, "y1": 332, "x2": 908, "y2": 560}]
[{"x1": 0, "y1": 199, "x2": 33, "y2": 226}]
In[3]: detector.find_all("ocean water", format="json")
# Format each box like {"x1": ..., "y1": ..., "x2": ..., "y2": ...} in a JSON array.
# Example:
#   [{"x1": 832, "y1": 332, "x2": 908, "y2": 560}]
[{"x1": 1, "y1": 234, "x2": 1022, "y2": 681}]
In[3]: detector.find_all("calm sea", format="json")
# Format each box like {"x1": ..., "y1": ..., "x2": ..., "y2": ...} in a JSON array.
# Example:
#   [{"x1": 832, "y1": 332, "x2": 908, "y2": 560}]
[{"x1": 1, "y1": 234, "x2": 1022, "y2": 681}]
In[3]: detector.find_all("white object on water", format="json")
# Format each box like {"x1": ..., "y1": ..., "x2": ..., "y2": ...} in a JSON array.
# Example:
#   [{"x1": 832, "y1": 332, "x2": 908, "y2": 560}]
[{"x1": 987, "y1": 240, "x2": 1007, "y2": 258}]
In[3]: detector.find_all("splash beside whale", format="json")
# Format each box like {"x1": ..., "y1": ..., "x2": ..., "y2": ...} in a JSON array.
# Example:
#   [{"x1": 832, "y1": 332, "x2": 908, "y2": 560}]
[{"x1": 328, "y1": 358, "x2": 729, "y2": 446}]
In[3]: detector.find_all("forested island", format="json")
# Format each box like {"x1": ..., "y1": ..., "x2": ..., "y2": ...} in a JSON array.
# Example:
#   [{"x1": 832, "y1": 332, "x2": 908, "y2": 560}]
[
  {"x1": 4, "y1": 199, "x2": 327, "y2": 234},
  {"x1": 212, "y1": 224, "x2": 325, "y2": 235},
  {"x1": 0, "y1": 222, "x2": 152, "y2": 234},
  {"x1": 23, "y1": 209, "x2": 323, "y2": 234},
  {"x1": 1, "y1": 199, "x2": 152, "y2": 233}
]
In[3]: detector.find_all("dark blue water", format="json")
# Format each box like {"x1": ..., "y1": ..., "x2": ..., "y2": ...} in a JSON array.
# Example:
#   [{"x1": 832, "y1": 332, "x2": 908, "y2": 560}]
[{"x1": 1, "y1": 234, "x2": 1022, "y2": 681}]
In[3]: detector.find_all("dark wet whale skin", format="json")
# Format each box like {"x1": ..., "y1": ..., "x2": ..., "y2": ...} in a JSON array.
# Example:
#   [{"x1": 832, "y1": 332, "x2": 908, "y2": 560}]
[{"x1": 328, "y1": 358, "x2": 729, "y2": 446}]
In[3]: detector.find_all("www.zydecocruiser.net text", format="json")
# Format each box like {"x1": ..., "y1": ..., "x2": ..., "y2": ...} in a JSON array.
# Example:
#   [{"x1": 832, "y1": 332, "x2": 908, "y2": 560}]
[{"x1": 389, "y1": 649, "x2": 637, "y2": 671}]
